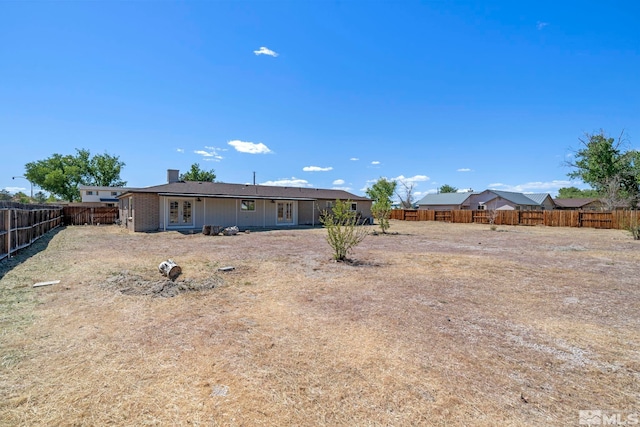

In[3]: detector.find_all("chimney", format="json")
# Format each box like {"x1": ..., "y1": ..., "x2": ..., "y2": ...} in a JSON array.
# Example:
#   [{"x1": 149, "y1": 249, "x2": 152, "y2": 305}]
[{"x1": 167, "y1": 169, "x2": 179, "y2": 183}]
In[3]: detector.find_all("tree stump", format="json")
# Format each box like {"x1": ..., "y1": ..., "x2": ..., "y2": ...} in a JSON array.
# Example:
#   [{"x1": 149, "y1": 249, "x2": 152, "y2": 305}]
[
  {"x1": 159, "y1": 259, "x2": 181, "y2": 280},
  {"x1": 212, "y1": 225, "x2": 224, "y2": 235},
  {"x1": 223, "y1": 226, "x2": 239, "y2": 236},
  {"x1": 203, "y1": 225, "x2": 211, "y2": 235}
]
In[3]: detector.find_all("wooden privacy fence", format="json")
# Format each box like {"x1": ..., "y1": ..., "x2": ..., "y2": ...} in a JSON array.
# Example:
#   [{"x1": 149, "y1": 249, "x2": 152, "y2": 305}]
[
  {"x1": 0, "y1": 203, "x2": 63, "y2": 261},
  {"x1": 390, "y1": 209, "x2": 640, "y2": 230},
  {"x1": 62, "y1": 206, "x2": 119, "y2": 225}
]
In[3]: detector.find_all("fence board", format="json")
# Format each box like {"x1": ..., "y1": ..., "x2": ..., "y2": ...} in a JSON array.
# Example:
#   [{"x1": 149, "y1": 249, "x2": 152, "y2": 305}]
[
  {"x1": 390, "y1": 209, "x2": 638, "y2": 231},
  {"x1": 62, "y1": 207, "x2": 119, "y2": 225},
  {"x1": 0, "y1": 203, "x2": 63, "y2": 261}
]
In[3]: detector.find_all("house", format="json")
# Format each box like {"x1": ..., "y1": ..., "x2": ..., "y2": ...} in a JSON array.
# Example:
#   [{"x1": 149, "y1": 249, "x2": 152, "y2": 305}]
[
  {"x1": 520, "y1": 193, "x2": 556, "y2": 210},
  {"x1": 553, "y1": 198, "x2": 605, "y2": 211},
  {"x1": 466, "y1": 190, "x2": 554, "y2": 211},
  {"x1": 79, "y1": 186, "x2": 136, "y2": 207},
  {"x1": 417, "y1": 190, "x2": 555, "y2": 211},
  {"x1": 416, "y1": 192, "x2": 476, "y2": 210},
  {"x1": 117, "y1": 170, "x2": 372, "y2": 232}
]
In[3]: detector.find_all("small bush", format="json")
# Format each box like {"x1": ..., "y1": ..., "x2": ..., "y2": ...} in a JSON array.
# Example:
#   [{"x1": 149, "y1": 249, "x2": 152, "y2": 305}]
[{"x1": 320, "y1": 200, "x2": 368, "y2": 261}]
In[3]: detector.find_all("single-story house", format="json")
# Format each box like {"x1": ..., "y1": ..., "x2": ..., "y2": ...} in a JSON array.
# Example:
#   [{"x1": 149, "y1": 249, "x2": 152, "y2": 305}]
[
  {"x1": 466, "y1": 190, "x2": 554, "y2": 211},
  {"x1": 118, "y1": 170, "x2": 372, "y2": 232},
  {"x1": 79, "y1": 185, "x2": 137, "y2": 207},
  {"x1": 416, "y1": 192, "x2": 476, "y2": 210},
  {"x1": 417, "y1": 190, "x2": 555, "y2": 211},
  {"x1": 553, "y1": 198, "x2": 605, "y2": 211}
]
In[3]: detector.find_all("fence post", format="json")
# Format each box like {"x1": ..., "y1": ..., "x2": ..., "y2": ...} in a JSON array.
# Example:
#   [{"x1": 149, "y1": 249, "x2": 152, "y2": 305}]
[{"x1": 4, "y1": 209, "x2": 10, "y2": 259}]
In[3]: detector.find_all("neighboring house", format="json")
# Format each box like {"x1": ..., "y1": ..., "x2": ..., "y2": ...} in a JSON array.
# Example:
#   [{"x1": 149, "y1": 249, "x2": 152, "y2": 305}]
[
  {"x1": 553, "y1": 198, "x2": 605, "y2": 211},
  {"x1": 466, "y1": 190, "x2": 553, "y2": 211},
  {"x1": 79, "y1": 186, "x2": 136, "y2": 207},
  {"x1": 416, "y1": 192, "x2": 476, "y2": 210},
  {"x1": 522, "y1": 193, "x2": 556, "y2": 210},
  {"x1": 118, "y1": 170, "x2": 372, "y2": 232}
]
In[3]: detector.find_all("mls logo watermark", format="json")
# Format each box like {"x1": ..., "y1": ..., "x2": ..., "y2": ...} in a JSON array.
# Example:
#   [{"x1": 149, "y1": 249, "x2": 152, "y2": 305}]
[{"x1": 579, "y1": 410, "x2": 639, "y2": 425}]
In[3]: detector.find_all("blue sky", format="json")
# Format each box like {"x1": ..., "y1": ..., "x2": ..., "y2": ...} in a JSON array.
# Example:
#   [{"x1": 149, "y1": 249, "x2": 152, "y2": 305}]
[{"x1": 2, "y1": 1, "x2": 639, "y2": 200}]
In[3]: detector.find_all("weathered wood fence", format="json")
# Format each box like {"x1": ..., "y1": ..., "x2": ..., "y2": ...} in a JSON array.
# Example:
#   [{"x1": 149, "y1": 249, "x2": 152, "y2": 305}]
[
  {"x1": 391, "y1": 209, "x2": 639, "y2": 230},
  {"x1": 62, "y1": 206, "x2": 119, "y2": 225},
  {"x1": 0, "y1": 202, "x2": 63, "y2": 261}
]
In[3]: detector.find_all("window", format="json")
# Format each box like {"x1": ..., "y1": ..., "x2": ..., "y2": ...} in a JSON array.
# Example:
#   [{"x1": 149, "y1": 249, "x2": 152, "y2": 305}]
[
  {"x1": 86, "y1": 191, "x2": 93, "y2": 196},
  {"x1": 241, "y1": 200, "x2": 255, "y2": 211},
  {"x1": 169, "y1": 199, "x2": 193, "y2": 225},
  {"x1": 326, "y1": 201, "x2": 333, "y2": 209},
  {"x1": 111, "y1": 191, "x2": 118, "y2": 196},
  {"x1": 351, "y1": 203, "x2": 357, "y2": 211},
  {"x1": 477, "y1": 204, "x2": 486, "y2": 210}
]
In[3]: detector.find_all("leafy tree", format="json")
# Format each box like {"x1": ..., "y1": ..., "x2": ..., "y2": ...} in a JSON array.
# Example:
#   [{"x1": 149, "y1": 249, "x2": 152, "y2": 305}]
[
  {"x1": 567, "y1": 131, "x2": 639, "y2": 208},
  {"x1": 33, "y1": 191, "x2": 48, "y2": 203},
  {"x1": 24, "y1": 149, "x2": 126, "y2": 202},
  {"x1": 366, "y1": 177, "x2": 397, "y2": 233},
  {"x1": 319, "y1": 199, "x2": 368, "y2": 261},
  {"x1": 12, "y1": 191, "x2": 30, "y2": 204},
  {"x1": 180, "y1": 163, "x2": 216, "y2": 182},
  {"x1": 438, "y1": 184, "x2": 458, "y2": 193},
  {"x1": 557, "y1": 187, "x2": 600, "y2": 199},
  {"x1": 0, "y1": 189, "x2": 12, "y2": 201},
  {"x1": 89, "y1": 152, "x2": 127, "y2": 186}
]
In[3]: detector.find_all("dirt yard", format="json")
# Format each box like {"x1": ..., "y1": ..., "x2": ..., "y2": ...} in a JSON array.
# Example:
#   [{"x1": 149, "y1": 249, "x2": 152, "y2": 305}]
[{"x1": 1, "y1": 221, "x2": 638, "y2": 426}]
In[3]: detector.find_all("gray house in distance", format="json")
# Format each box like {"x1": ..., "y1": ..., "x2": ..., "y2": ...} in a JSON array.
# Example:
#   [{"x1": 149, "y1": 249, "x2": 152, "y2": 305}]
[
  {"x1": 416, "y1": 192, "x2": 475, "y2": 210},
  {"x1": 417, "y1": 190, "x2": 555, "y2": 211},
  {"x1": 118, "y1": 170, "x2": 372, "y2": 232},
  {"x1": 467, "y1": 190, "x2": 555, "y2": 211}
]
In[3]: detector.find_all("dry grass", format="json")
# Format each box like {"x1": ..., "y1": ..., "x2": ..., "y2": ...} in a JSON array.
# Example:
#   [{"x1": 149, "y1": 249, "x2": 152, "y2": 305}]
[{"x1": 1, "y1": 221, "x2": 638, "y2": 426}]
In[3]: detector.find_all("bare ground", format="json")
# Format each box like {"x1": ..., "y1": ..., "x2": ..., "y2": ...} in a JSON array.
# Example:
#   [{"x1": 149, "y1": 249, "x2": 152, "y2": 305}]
[{"x1": 0, "y1": 221, "x2": 638, "y2": 426}]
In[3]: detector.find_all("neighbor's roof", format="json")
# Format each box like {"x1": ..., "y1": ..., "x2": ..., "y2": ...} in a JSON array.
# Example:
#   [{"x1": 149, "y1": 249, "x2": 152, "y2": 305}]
[
  {"x1": 416, "y1": 192, "x2": 475, "y2": 206},
  {"x1": 487, "y1": 190, "x2": 542, "y2": 206},
  {"x1": 523, "y1": 193, "x2": 553, "y2": 205},
  {"x1": 553, "y1": 198, "x2": 601, "y2": 208},
  {"x1": 118, "y1": 181, "x2": 370, "y2": 201}
]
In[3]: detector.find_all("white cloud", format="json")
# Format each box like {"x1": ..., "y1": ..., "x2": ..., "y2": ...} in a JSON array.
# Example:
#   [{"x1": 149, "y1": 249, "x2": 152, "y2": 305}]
[
  {"x1": 371, "y1": 161, "x2": 380, "y2": 165},
  {"x1": 536, "y1": 21, "x2": 549, "y2": 30},
  {"x1": 228, "y1": 140, "x2": 272, "y2": 154},
  {"x1": 488, "y1": 180, "x2": 574, "y2": 193},
  {"x1": 332, "y1": 186, "x2": 352, "y2": 192},
  {"x1": 303, "y1": 166, "x2": 333, "y2": 172},
  {"x1": 176, "y1": 148, "x2": 184, "y2": 153},
  {"x1": 254, "y1": 46, "x2": 278, "y2": 57},
  {"x1": 4, "y1": 186, "x2": 25, "y2": 193},
  {"x1": 260, "y1": 177, "x2": 312, "y2": 187},
  {"x1": 350, "y1": 157, "x2": 359, "y2": 161},
  {"x1": 333, "y1": 179, "x2": 345, "y2": 185},
  {"x1": 457, "y1": 168, "x2": 472, "y2": 172},
  {"x1": 194, "y1": 147, "x2": 224, "y2": 161},
  {"x1": 393, "y1": 174, "x2": 430, "y2": 184}
]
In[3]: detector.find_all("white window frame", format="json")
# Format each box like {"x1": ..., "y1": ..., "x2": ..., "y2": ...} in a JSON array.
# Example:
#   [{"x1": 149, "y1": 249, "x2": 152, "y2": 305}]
[
  {"x1": 167, "y1": 198, "x2": 194, "y2": 228},
  {"x1": 240, "y1": 199, "x2": 256, "y2": 211}
]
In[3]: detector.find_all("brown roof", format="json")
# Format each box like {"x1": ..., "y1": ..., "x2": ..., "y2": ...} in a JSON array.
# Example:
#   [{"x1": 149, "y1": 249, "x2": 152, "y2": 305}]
[
  {"x1": 119, "y1": 181, "x2": 371, "y2": 202},
  {"x1": 553, "y1": 198, "x2": 601, "y2": 208}
]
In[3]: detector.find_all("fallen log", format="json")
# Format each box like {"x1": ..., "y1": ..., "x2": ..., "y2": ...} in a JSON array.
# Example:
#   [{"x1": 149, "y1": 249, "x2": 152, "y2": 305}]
[{"x1": 158, "y1": 259, "x2": 181, "y2": 280}]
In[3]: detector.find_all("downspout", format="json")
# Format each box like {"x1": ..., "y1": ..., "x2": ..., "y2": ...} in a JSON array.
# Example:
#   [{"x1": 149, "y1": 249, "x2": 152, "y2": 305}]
[{"x1": 163, "y1": 196, "x2": 167, "y2": 231}]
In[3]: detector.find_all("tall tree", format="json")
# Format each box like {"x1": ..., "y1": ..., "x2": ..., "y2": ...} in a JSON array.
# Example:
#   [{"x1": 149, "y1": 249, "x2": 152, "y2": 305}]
[
  {"x1": 567, "y1": 130, "x2": 639, "y2": 208},
  {"x1": 366, "y1": 178, "x2": 397, "y2": 233},
  {"x1": 438, "y1": 184, "x2": 458, "y2": 193},
  {"x1": 180, "y1": 163, "x2": 216, "y2": 182},
  {"x1": 557, "y1": 187, "x2": 600, "y2": 199},
  {"x1": 25, "y1": 149, "x2": 127, "y2": 202},
  {"x1": 0, "y1": 189, "x2": 12, "y2": 201},
  {"x1": 395, "y1": 180, "x2": 416, "y2": 209}
]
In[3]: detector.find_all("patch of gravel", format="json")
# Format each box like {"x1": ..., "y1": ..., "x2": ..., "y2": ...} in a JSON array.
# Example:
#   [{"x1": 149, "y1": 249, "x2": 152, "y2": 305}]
[{"x1": 100, "y1": 270, "x2": 224, "y2": 298}]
